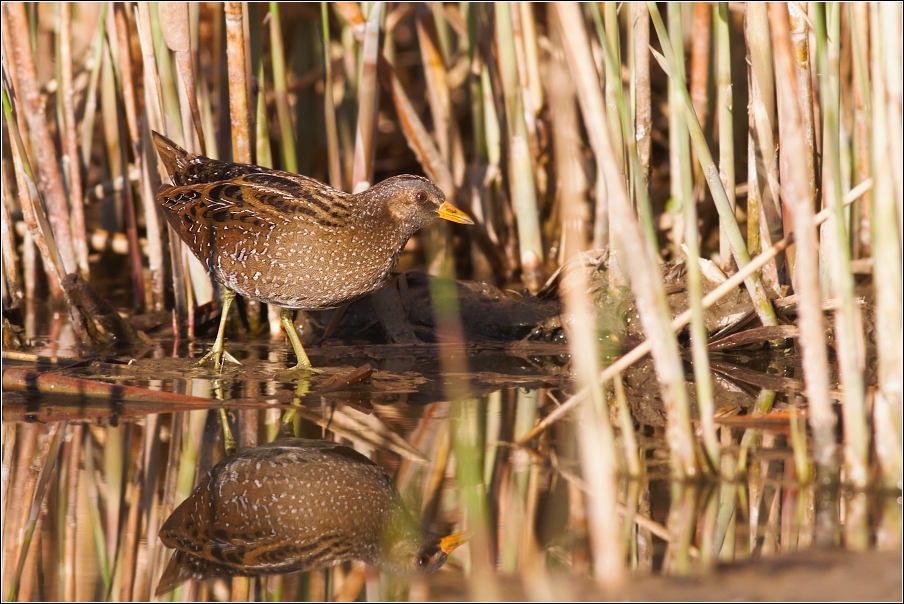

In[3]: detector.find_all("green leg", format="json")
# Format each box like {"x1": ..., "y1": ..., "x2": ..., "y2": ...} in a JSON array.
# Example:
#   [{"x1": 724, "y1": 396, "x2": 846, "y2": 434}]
[
  {"x1": 280, "y1": 308, "x2": 319, "y2": 372},
  {"x1": 197, "y1": 288, "x2": 242, "y2": 371},
  {"x1": 213, "y1": 381, "x2": 237, "y2": 456},
  {"x1": 280, "y1": 379, "x2": 310, "y2": 436}
]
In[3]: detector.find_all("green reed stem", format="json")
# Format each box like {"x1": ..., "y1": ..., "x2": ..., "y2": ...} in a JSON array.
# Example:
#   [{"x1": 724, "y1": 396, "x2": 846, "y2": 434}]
[
  {"x1": 613, "y1": 376, "x2": 642, "y2": 477},
  {"x1": 715, "y1": 3, "x2": 734, "y2": 272},
  {"x1": 497, "y1": 2, "x2": 543, "y2": 291},
  {"x1": 667, "y1": 5, "x2": 687, "y2": 256},
  {"x1": 248, "y1": 4, "x2": 271, "y2": 170},
  {"x1": 813, "y1": 3, "x2": 870, "y2": 488},
  {"x1": 79, "y1": 3, "x2": 109, "y2": 166},
  {"x1": 269, "y1": 3, "x2": 298, "y2": 173},
  {"x1": 452, "y1": 398, "x2": 500, "y2": 600},
  {"x1": 663, "y1": 7, "x2": 715, "y2": 471},
  {"x1": 649, "y1": 3, "x2": 778, "y2": 328}
]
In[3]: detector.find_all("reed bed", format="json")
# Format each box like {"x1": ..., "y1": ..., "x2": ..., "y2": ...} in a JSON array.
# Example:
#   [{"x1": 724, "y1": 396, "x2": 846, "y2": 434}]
[{"x1": 1, "y1": 2, "x2": 902, "y2": 601}]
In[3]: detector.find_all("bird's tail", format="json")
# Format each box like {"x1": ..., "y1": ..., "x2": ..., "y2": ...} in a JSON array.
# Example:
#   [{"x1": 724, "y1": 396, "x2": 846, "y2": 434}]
[{"x1": 151, "y1": 131, "x2": 194, "y2": 182}]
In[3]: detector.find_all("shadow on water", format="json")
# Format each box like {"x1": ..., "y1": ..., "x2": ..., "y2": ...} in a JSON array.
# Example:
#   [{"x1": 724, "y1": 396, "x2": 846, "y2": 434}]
[{"x1": 1, "y1": 333, "x2": 901, "y2": 601}]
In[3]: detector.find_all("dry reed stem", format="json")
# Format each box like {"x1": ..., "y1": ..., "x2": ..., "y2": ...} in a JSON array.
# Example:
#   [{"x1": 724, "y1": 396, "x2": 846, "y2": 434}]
[
  {"x1": 573, "y1": 326, "x2": 622, "y2": 584},
  {"x1": 352, "y1": 2, "x2": 382, "y2": 192},
  {"x1": 1, "y1": 424, "x2": 33, "y2": 597},
  {"x1": 159, "y1": 2, "x2": 206, "y2": 153},
  {"x1": 321, "y1": 4, "x2": 343, "y2": 191},
  {"x1": 872, "y1": 389, "x2": 904, "y2": 489},
  {"x1": 633, "y1": 4, "x2": 652, "y2": 190},
  {"x1": 787, "y1": 3, "x2": 817, "y2": 275},
  {"x1": 870, "y1": 5, "x2": 904, "y2": 448},
  {"x1": 849, "y1": 3, "x2": 871, "y2": 258},
  {"x1": 0, "y1": 192, "x2": 23, "y2": 303},
  {"x1": 78, "y1": 4, "x2": 108, "y2": 168},
  {"x1": 650, "y1": 4, "x2": 779, "y2": 328},
  {"x1": 110, "y1": 4, "x2": 150, "y2": 312},
  {"x1": 769, "y1": 2, "x2": 836, "y2": 478},
  {"x1": 4, "y1": 104, "x2": 64, "y2": 296},
  {"x1": 546, "y1": 20, "x2": 590, "y2": 281},
  {"x1": 63, "y1": 424, "x2": 83, "y2": 601},
  {"x1": 417, "y1": 16, "x2": 452, "y2": 165},
  {"x1": 689, "y1": 3, "x2": 712, "y2": 168},
  {"x1": 379, "y1": 56, "x2": 454, "y2": 194},
  {"x1": 335, "y1": 2, "x2": 366, "y2": 35},
  {"x1": 113, "y1": 4, "x2": 141, "y2": 147},
  {"x1": 881, "y1": 5, "x2": 903, "y2": 238},
  {"x1": 113, "y1": 4, "x2": 165, "y2": 310},
  {"x1": 870, "y1": 4, "x2": 904, "y2": 414},
  {"x1": 563, "y1": 3, "x2": 697, "y2": 477},
  {"x1": 417, "y1": 420, "x2": 452, "y2": 527},
  {"x1": 7, "y1": 423, "x2": 62, "y2": 601},
  {"x1": 119, "y1": 476, "x2": 142, "y2": 601},
  {"x1": 663, "y1": 484, "x2": 695, "y2": 574},
  {"x1": 224, "y1": 2, "x2": 250, "y2": 163},
  {"x1": 519, "y1": 3, "x2": 543, "y2": 124},
  {"x1": 554, "y1": 4, "x2": 612, "y2": 257},
  {"x1": 133, "y1": 3, "x2": 170, "y2": 312},
  {"x1": 59, "y1": 3, "x2": 89, "y2": 280},
  {"x1": 136, "y1": 3, "x2": 167, "y2": 137},
  {"x1": 4, "y1": 3, "x2": 78, "y2": 277},
  {"x1": 509, "y1": 3, "x2": 541, "y2": 178},
  {"x1": 745, "y1": 4, "x2": 784, "y2": 290},
  {"x1": 415, "y1": 15, "x2": 456, "y2": 278},
  {"x1": 519, "y1": 178, "x2": 872, "y2": 446}
]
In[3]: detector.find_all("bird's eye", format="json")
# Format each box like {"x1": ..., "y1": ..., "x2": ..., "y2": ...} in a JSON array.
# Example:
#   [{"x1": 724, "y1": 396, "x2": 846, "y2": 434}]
[
  {"x1": 418, "y1": 554, "x2": 430, "y2": 566},
  {"x1": 415, "y1": 191, "x2": 428, "y2": 203}
]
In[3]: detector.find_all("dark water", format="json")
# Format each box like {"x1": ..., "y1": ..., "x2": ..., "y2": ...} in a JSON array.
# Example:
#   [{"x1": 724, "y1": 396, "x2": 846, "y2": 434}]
[{"x1": 2, "y1": 332, "x2": 901, "y2": 601}]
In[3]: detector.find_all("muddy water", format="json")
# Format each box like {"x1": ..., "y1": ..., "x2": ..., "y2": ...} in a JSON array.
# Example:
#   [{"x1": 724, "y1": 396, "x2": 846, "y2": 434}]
[{"x1": 1, "y1": 338, "x2": 901, "y2": 601}]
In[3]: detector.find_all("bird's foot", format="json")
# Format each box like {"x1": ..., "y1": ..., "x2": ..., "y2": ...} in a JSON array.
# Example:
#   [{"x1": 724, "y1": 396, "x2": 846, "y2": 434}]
[
  {"x1": 283, "y1": 362, "x2": 322, "y2": 375},
  {"x1": 197, "y1": 347, "x2": 242, "y2": 372}
]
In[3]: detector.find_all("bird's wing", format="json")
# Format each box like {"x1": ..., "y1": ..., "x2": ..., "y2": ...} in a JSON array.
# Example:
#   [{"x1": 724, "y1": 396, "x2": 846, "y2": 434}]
[
  {"x1": 157, "y1": 180, "x2": 282, "y2": 272},
  {"x1": 233, "y1": 172, "x2": 355, "y2": 228},
  {"x1": 158, "y1": 170, "x2": 356, "y2": 274}
]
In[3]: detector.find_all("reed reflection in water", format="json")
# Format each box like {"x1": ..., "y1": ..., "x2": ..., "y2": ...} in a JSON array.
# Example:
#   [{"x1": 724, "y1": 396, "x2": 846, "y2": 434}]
[{"x1": 1, "y1": 387, "x2": 901, "y2": 601}]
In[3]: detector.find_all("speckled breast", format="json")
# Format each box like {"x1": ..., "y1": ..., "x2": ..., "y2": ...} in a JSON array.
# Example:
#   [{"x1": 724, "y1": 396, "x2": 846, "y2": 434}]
[{"x1": 209, "y1": 221, "x2": 408, "y2": 310}]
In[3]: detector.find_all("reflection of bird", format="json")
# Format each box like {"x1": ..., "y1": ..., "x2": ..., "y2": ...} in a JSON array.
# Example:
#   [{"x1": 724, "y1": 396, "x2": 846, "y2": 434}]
[
  {"x1": 152, "y1": 132, "x2": 473, "y2": 371},
  {"x1": 156, "y1": 438, "x2": 465, "y2": 595}
]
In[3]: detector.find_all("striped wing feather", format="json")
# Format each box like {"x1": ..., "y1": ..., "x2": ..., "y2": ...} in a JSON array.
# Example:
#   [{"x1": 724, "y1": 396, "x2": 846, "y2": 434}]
[{"x1": 157, "y1": 172, "x2": 354, "y2": 272}]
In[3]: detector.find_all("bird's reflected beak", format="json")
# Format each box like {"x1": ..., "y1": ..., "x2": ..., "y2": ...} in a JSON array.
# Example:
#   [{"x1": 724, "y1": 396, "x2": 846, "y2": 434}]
[
  {"x1": 436, "y1": 201, "x2": 474, "y2": 225},
  {"x1": 439, "y1": 532, "x2": 469, "y2": 554}
]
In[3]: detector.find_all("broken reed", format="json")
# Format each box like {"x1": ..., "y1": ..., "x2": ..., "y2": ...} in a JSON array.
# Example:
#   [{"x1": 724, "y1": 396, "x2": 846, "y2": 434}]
[{"x1": 1, "y1": 4, "x2": 901, "y2": 584}]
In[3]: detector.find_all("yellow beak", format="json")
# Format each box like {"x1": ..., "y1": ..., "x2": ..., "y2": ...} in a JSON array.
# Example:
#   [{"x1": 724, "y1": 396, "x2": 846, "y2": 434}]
[
  {"x1": 439, "y1": 532, "x2": 469, "y2": 554},
  {"x1": 436, "y1": 201, "x2": 474, "y2": 225}
]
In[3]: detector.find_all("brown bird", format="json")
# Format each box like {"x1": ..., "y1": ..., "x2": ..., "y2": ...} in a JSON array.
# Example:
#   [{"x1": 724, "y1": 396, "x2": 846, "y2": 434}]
[
  {"x1": 152, "y1": 132, "x2": 473, "y2": 371},
  {"x1": 156, "y1": 438, "x2": 465, "y2": 595}
]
